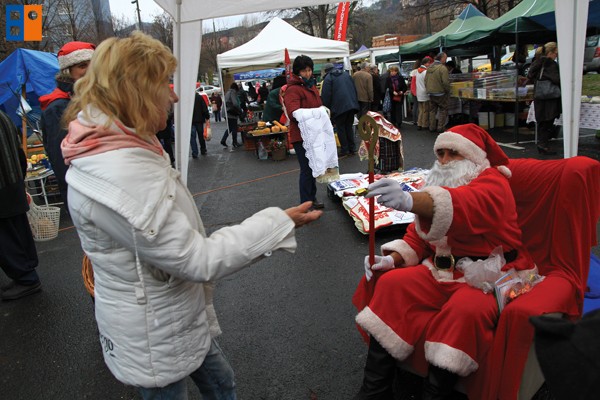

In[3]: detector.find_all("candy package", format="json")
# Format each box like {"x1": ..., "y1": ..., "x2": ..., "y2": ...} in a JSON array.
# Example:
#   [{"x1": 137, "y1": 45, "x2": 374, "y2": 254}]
[{"x1": 494, "y1": 269, "x2": 545, "y2": 312}]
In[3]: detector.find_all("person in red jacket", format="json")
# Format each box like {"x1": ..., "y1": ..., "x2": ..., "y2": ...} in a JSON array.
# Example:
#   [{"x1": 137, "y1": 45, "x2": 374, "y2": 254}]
[
  {"x1": 39, "y1": 41, "x2": 95, "y2": 210},
  {"x1": 281, "y1": 55, "x2": 325, "y2": 210}
]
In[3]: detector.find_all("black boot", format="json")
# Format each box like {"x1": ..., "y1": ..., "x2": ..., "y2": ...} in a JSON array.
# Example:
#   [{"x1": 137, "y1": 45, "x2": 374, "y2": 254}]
[
  {"x1": 355, "y1": 337, "x2": 396, "y2": 400},
  {"x1": 422, "y1": 365, "x2": 459, "y2": 400}
]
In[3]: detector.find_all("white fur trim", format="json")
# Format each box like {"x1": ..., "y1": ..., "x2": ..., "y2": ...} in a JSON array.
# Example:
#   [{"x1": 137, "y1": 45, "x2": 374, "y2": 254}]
[
  {"x1": 434, "y1": 131, "x2": 487, "y2": 168},
  {"x1": 425, "y1": 341, "x2": 478, "y2": 377},
  {"x1": 356, "y1": 307, "x2": 414, "y2": 361},
  {"x1": 381, "y1": 239, "x2": 419, "y2": 266},
  {"x1": 59, "y1": 49, "x2": 94, "y2": 70},
  {"x1": 415, "y1": 186, "x2": 453, "y2": 242},
  {"x1": 496, "y1": 165, "x2": 512, "y2": 178}
]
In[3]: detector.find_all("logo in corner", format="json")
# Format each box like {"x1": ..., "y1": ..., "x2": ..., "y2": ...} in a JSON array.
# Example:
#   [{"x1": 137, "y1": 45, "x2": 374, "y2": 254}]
[{"x1": 6, "y1": 4, "x2": 43, "y2": 41}]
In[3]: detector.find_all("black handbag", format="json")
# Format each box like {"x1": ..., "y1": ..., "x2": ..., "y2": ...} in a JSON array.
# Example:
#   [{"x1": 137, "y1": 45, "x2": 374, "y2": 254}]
[{"x1": 534, "y1": 65, "x2": 561, "y2": 100}]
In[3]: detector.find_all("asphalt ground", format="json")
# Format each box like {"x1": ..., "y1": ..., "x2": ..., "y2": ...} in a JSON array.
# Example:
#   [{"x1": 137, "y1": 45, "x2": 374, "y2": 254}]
[{"x1": 1, "y1": 118, "x2": 598, "y2": 400}]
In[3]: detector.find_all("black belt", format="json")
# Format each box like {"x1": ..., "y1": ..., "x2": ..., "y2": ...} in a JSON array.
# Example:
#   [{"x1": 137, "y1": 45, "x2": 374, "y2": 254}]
[{"x1": 433, "y1": 249, "x2": 518, "y2": 272}]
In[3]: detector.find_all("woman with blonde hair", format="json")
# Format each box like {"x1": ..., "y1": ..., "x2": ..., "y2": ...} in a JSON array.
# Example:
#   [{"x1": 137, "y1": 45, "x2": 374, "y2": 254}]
[
  {"x1": 61, "y1": 31, "x2": 321, "y2": 399},
  {"x1": 528, "y1": 42, "x2": 561, "y2": 155},
  {"x1": 385, "y1": 65, "x2": 408, "y2": 129}
]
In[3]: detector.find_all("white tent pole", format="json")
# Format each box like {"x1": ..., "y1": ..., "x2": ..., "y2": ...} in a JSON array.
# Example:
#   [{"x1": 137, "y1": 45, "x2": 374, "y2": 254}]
[
  {"x1": 174, "y1": 0, "x2": 182, "y2": 172},
  {"x1": 555, "y1": 0, "x2": 588, "y2": 158}
]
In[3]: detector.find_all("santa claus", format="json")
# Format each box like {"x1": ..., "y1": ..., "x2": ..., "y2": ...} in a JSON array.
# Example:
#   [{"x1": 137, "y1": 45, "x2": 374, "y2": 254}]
[{"x1": 353, "y1": 123, "x2": 537, "y2": 400}]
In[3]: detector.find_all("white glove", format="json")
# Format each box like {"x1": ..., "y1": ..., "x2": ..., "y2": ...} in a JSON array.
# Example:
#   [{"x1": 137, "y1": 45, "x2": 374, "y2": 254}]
[
  {"x1": 364, "y1": 255, "x2": 396, "y2": 281},
  {"x1": 366, "y1": 178, "x2": 413, "y2": 211}
]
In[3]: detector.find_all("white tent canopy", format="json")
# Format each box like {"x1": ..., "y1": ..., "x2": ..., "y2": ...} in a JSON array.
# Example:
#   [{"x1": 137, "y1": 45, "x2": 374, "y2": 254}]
[
  {"x1": 217, "y1": 17, "x2": 349, "y2": 75},
  {"x1": 153, "y1": 0, "x2": 589, "y2": 183},
  {"x1": 154, "y1": 0, "x2": 341, "y2": 184},
  {"x1": 349, "y1": 45, "x2": 399, "y2": 65}
]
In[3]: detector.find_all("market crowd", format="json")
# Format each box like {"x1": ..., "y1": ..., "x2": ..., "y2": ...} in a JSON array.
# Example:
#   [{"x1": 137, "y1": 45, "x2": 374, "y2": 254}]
[{"x1": 3, "y1": 25, "x2": 597, "y2": 400}]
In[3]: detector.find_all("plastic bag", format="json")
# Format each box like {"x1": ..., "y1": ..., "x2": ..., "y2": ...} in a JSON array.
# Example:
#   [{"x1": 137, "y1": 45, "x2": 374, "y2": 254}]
[
  {"x1": 382, "y1": 89, "x2": 391, "y2": 113},
  {"x1": 494, "y1": 269, "x2": 544, "y2": 312},
  {"x1": 456, "y1": 246, "x2": 506, "y2": 293},
  {"x1": 257, "y1": 142, "x2": 268, "y2": 160},
  {"x1": 203, "y1": 121, "x2": 212, "y2": 141}
]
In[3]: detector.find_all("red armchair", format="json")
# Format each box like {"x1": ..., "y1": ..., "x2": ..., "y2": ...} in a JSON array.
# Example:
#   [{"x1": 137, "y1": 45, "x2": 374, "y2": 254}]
[{"x1": 354, "y1": 156, "x2": 600, "y2": 399}]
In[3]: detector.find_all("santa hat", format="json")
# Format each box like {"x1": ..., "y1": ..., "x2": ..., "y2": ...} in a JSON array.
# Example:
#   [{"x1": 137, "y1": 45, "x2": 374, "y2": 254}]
[
  {"x1": 434, "y1": 123, "x2": 511, "y2": 178},
  {"x1": 58, "y1": 41, "x2": 96, "y2": 71}
]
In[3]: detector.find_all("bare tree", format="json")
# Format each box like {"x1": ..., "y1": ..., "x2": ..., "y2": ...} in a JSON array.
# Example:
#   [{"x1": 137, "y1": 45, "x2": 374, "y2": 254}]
[
  {"x1": 111, "y1": 14, "x2": 136, "y2": 38},
  {"x1": 149, "y1": 13, "x2": 173, "y2": 49},
  {"x1": 199, "y1": 20, "x2": 232, "y2": 82}
]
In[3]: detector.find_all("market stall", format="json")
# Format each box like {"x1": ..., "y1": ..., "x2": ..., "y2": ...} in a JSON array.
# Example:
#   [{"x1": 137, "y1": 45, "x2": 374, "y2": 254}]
[
  {"x1": 0, "y1": 48, "x2": 58, "y2": 154},
  {"x1": 244, "y1": 120, "x2": 289, "y2": 159},
  {"x1": 448, "y1": 70, "x2": 534, "y2": 138}
]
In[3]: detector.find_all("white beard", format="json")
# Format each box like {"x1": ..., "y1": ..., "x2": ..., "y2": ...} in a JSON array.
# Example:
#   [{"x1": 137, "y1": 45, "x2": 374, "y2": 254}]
[{"x1": 425, "y1": 159, "x2": 483, "y2": 188}]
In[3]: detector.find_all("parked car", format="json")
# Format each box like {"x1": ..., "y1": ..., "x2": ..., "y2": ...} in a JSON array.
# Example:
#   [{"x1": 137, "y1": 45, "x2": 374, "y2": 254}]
[
  {"x1": 584, "y1": 34, "x2": 600, "y2": 74},
  {"x1": 501, "y1": 49, "x2": 536, "y2": 76},
  {"x1": 196, "y1": 84, "x2": 221, "y2": 96},
  {"x1": 477, "y1": 52, "x2": 518, "y2": 72}
]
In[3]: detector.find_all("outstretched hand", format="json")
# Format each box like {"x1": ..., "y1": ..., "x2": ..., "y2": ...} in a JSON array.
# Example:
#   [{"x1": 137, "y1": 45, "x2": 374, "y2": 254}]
[
  {"x1": 366, "y1": 178, "x2": 413, "y2": 211},
  {"x1": 285, "y1": 201, "x2": 322, "y2": 228}
]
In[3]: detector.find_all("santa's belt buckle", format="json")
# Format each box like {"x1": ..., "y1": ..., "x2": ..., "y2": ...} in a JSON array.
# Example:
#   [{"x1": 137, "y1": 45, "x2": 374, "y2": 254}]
[{"x1": 434, "y1": 255, "x2": 455, "y2": 272}]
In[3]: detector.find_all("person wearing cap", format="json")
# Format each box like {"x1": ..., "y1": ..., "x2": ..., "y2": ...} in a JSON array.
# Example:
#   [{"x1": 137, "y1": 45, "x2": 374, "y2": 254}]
[
  {"x1": 353, "y1": 124, "x2": 537, "y2": 399},
  {"x1": 40, "y1": 41, "x2": 95, "y2": 211},
  {"x1": 416, "y1": 56, "x2": 434, "y2": 131},
  {"x1": 320, "y1": 63, "x2": 359, "y2": 156}
]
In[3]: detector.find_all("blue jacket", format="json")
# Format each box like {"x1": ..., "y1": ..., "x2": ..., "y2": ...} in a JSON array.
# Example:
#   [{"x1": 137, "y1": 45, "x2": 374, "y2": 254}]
[{"x1": 320, "y1": 69, "x2": 359, "y2": 118}]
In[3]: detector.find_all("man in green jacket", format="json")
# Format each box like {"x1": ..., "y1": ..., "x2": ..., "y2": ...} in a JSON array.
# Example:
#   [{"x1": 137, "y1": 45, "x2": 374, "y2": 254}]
[{"x1": 425, "y1": 52, "x2": 451, "y2": 133}]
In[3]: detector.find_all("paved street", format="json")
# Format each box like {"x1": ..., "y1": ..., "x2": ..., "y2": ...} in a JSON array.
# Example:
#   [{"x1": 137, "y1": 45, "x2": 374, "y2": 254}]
[{"x1": 1, "y1": 120, "x2": 598, "y2": 400}]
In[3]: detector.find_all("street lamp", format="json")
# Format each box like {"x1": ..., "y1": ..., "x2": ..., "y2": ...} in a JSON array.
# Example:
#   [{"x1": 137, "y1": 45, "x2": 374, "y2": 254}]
[{"x1": 132, "y1": 0, "x2": 142, "y2": 31}]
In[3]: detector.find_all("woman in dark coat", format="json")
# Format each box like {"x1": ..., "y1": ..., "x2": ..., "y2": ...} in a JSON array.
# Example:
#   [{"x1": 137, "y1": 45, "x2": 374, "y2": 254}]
[
  {"x1": 528, "y1": 42, "x2": 561, "y2": 155},
  {"x1": 385, "y1": 65, "x2": 408, "y2": 129}
]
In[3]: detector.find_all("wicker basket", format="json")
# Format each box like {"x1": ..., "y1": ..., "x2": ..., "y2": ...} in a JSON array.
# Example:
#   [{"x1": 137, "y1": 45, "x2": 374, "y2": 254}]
[
  {"x1": 26, "y1": 200, "x2": 60, "y2": 241},
  {"x1": 82, "y1": 254, "x2": 95, "y2": 297}
]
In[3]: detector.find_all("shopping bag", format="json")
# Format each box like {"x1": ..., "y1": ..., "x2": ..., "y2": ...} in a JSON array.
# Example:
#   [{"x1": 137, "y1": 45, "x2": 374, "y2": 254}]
[
  {"x1": 383, "y1": 89, "x2": 391, "y2": 113},
  {"x1": 534, "y1": 80, "x2": 561, "y2": 100},
  {"x1": 203, "y1": 121, "x2": 212, "y2": 141},
  {"x1": 534, "y1": 65, "x2": 561, "y2": 100}
]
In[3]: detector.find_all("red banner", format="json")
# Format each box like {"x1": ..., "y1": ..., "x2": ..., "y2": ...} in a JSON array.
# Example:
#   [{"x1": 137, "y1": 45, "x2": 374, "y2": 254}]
[
  {"x1": 334, "y1": 2, "x2": 350, "y2": 42},
  {"x1": 284, "y1": 48, "x2": 291, "y2": 81}
]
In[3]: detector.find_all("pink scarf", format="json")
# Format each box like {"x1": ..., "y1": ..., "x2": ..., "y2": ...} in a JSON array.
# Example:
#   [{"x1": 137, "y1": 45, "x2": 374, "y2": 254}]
[{"x1": 62, "y1": 117, "x2": 163, "y2": 165}]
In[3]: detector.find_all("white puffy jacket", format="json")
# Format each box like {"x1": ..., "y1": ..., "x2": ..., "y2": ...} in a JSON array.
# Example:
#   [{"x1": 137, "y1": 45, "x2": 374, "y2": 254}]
[{"x1": 66, "y1": 147, "x2": 296, "y2": 388}]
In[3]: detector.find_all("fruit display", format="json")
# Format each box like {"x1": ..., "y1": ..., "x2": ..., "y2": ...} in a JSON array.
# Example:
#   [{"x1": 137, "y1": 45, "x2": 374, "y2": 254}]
[
  {"x1": 248, "y1": 121, "x2": 288, "y2": 135},
  {"x1": 28, "y1": 153, "x2": 47, "y2": 164},
  {"x1": 27, "y1": 153, "x2": 49, "y2": 174}
]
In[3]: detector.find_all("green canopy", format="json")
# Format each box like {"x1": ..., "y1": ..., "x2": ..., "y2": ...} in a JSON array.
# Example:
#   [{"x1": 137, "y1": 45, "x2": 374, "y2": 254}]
[
  {"x1": 444, "y1": 0, "x2": 556, "y2": 49},
  {"x1": 399, "y1": 4, "x2": 493, "y2": 56},
  {"x1": 375, "y1": 4, "x2": 493, "y2": 63}
]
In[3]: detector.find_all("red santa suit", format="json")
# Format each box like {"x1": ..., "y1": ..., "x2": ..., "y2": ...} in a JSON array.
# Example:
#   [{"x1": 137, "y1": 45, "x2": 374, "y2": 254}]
[{"x1": 354, "y1": 124, "x2": 536, "y2": 379}]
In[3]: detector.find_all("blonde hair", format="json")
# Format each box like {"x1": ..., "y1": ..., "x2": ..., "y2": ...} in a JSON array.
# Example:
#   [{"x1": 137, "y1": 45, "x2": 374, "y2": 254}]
[
  {"x1": 388, "y1": 65, "x2": 400, "y2": 73},
  {"x1": 63, "y1": 31, "x2": 177, "y2": 138},
  {"x1": 544, "y1": 42, "x2": 558, "y2": 55}
]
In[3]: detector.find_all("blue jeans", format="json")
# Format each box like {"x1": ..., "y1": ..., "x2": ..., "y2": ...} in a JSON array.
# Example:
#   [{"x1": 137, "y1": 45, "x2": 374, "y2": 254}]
[
  {"x1": 190, "y1": 123, "x2": 206, "y2": 157},
  {"x1": 138, "y1": 339, "x2": 236, "y2": 400},
  {"x1": 293, "y1": 141, "x2": 316, "y2": 203}
]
